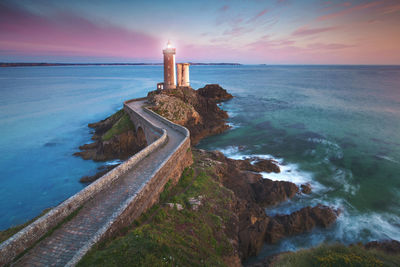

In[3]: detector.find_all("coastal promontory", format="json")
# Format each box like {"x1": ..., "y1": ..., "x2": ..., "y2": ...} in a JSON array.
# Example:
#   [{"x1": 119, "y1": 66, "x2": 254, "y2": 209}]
[{"x1": 74, "y1": 85, "x2": 343, "y2": 266}]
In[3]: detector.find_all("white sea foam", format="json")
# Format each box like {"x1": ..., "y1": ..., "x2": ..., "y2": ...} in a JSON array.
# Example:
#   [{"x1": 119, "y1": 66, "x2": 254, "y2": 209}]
[
  {"x1": 260, "y1": 164, "x2": 312, "y2": 186},
  {"x1": 217, "y1": 146, "x2": 324, "y2": 190},
  {"x1": 307, "y1": 137, "x2": 344, "y2": 160},
  {"x1": 217, "y1": 145, "x2": 400, "y2": 251},
  {"x1": 226, "y1": 122, "x2": 241, "y2": 129},
  {"x1": 376, "y1": 155, "x2": 399, "y2": 163},
  {"x1": 218, "y1": 146, "x2": 241, "y2": 157},
  {"x1": 105, "y1": 159, "x2": 123, "y2": 165},
  {"x1": 329, "y1": 166, "x2": 360, "y2": 196},
  {"x1": 334, "y1": 207, "x2": 400, "y2": 243}
]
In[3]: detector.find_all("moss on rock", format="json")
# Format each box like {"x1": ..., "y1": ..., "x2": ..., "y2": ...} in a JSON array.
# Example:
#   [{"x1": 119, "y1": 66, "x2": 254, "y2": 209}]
[{"x1": 102, "y1": 113, "x2": 134, "y2": 141}]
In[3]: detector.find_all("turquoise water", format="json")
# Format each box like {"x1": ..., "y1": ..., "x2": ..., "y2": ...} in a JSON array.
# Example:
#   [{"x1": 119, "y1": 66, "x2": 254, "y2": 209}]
[
  {"x1": 0, "y1": 66, "x2": 161, "y2": 229},
  {"x1": 1, "y1": 66, "x2": 399, "y2": 257},
  {"x1": 196, "y1": 65, "x2": 400, "y2": 258}
]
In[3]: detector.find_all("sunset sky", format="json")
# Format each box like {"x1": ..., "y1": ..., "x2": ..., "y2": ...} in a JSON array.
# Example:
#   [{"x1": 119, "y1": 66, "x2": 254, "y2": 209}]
[{"x1": 1, "y1": 0, "x2": 400, "y2": 64}]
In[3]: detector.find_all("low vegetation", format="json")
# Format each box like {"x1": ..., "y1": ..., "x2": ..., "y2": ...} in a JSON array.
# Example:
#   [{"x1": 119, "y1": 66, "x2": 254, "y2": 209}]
[
  {"x1": 102, "y1": 112, "x2": 134, "y2": 141},
  {"x1": 78, "y1": 153, "x2": 237, "y2": 267},
  {"x1": 271, "y1": 243, "x2": 400, "y2": 267}
]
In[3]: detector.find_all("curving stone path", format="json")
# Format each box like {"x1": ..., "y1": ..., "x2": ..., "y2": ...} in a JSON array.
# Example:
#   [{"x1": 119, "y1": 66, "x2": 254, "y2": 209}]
[{"x1": 12, "y1": 100, "x2": 186, "y2": 267}]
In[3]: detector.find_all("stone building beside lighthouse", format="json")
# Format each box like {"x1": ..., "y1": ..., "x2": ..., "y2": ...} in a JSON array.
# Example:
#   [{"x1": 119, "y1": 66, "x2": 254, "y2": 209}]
[
  {"x1": 176, "y1": 63, "x2": 190, "y2": 87},
  {"x1": 157, "y1": 41, "x2": 190, "y2": 90}
]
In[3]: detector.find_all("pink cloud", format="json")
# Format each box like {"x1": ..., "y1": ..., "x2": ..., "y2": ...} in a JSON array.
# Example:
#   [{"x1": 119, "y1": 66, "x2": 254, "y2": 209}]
[
  {"x1": 247, "y1": 9, "x2": 269, "y2": 23},
  {"x1": 380, "y1": 3, "x2": 400, "y2": 15},
  {"x1": 307, "y1": 43, "x2": 355, "y2": 50},
  {"x1": 0, "y1": 3, "x2": 160, "y2": 60},
  {"x1": 292, "y1": 26, "x2": 339, "y2": 36},
  {"x1": 317, "y1": 0, "x2": 384, "y2": 21}
]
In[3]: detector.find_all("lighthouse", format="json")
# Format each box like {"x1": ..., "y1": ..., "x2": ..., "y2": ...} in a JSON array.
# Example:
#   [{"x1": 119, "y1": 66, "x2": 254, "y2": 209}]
[
  {"x1": 157, "y1": 41, "x2": 190, "y2": 90},
  {"x1": 162, "y1": 41, "x2": 176, "y2": 89}
]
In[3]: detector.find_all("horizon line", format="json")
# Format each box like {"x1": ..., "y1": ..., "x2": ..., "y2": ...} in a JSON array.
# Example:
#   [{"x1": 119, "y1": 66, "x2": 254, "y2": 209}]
[{"x1": 1, "y1": 62, "x2": 400, "y2": 67}]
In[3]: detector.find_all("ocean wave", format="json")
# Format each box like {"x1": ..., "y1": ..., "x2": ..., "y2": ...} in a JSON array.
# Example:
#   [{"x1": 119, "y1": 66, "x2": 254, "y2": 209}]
[
  {"x1": 260, "y1": 163, "x2": 313, "y2": 186},
  {"x1": 262, "y1": 198, "x2": 400, "y2": 257},
  {"x1": 217, "y1": 146, "x2": 324, "y2": 190},
  {"x1": 329, "y1": 166, "x2": 359, "y2": 196},
  {"x1": 307, "y1": 137, "x2": 344, "y2": 160},
  {"x1": 216, "y1": 145, "x2": 400, "y2": 257},
  {"x1": 334, "y1": 208, "x2": 400, "y2": 243},
  {"x1": 375, "y1": 154, "x2": 399, "y2": 163}
]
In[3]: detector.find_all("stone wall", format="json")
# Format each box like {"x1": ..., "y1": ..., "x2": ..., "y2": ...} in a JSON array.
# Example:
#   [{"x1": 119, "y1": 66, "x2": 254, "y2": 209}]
[
  {"x1": 124, "y1": 97, "x2": 162, "y2": 144},
  {"x1": 69, "y1": 100, "x2": 193, "y2": 266},
  {"x1": 67, "y1": 106, "x2": 192, "y2": 265},
  {"x1": 0, "y1": 97, "x2": 186, "y2": 266}
]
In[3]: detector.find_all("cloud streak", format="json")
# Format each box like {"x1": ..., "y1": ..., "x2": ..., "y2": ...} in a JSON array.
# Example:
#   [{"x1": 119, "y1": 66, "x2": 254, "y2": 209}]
[
  {"x1": 292, "y1": 26, "x2": 339, "y2": 36},
  {"x1": 317, "y1": 0, "x2": 384, "y2": 21},
  {"x1": 247, "y1": 9, "x2": 269, "y2": 23}
]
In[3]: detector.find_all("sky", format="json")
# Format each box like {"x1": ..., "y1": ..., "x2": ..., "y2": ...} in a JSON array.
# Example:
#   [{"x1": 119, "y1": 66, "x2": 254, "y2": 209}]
[{"x1": 1, "y1": 0, "x2": 400, "y2": 64}]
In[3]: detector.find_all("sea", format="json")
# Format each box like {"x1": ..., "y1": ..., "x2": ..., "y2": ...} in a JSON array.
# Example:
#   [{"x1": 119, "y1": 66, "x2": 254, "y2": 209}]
[{"x1": 0, "y1": 65, "x2": 399, "y2": 258}]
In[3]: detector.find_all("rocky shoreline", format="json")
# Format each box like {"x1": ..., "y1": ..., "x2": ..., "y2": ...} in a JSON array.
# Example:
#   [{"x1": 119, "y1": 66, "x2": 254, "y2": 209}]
[
  {"x1": 74, "y1": 84, "x2": 398, "y2": 266},
  {"x1": 195, "y1": 149, "x2": 339, "y2": 262}
]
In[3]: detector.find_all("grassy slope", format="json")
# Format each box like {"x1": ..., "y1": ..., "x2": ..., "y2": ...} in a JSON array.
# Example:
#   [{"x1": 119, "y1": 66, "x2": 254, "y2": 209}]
[
  {"x1": 78, "y1": 152, "x2": 237, "y2": 267},
  {"x1": 102, "y1": 112, "x2": 134, "y2": 141},
  {"x1": 272, "y1": 243, "x2": 400, "y2": 267}
]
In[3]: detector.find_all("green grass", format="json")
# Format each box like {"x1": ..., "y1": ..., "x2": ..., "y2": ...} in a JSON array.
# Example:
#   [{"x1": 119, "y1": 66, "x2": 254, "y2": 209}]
[
  {"x1": 78, "y1": 159, "x2": 237, "y2": 267},
  {"x1": 0, "y1": 208, "x2": 51, "y2": 243},
  {"x1": 272, "y1": 243, "x2": 400, "y2": 267},
  {"x1": 102, "y1": 112, "x2": 134, "y2": 141}
]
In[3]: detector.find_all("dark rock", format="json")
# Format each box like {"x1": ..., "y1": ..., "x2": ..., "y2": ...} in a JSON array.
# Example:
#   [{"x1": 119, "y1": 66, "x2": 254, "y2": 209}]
[
  {"x1": 265, "y1": 205, "x2": 339, "y2": 244},
  {"x1": 87, "y1": 109, "x2": 124, "y2": 136},
  {"x1": 364, "y1": 239, "x2": 400, "y2": 254},
  {"x1": 301, "y1": 183, "x2": 312, "y2": 194},
  {"x1": 195, "y1": 149, "x2": 301, "y2": 260},
  {"x1": 197, "y1": 84, "x2": 233, "y2": 102},
  {"x1": 74, "y1": 109, "x2": 147, "y2": 162},
  {"x1": 253, "y1": 159, "x2": 280, "y2": 173},
  {"x1": 74, "y1": 130, "x2": 146, "y2": 161},
  {"x1": 251, "y1": 179, "x2": 299, "y2": 206},
  {"x1": 237, "y1": 200, "x2": 270, "y2": 260},
  {"x1": 227, "y1": 157, "x2": 280, "y2": 174}
]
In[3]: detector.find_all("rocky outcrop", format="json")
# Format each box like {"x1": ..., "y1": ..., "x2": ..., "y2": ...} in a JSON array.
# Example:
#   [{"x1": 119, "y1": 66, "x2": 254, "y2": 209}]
[
  {"x1": 194, "y1": 149, "x2": 338, "y2": 261},
  {"x1": 74, "y1": 85, "x2": 340, "y2": 263},
  {"x1": 301, "y1": 183, "x2": 312, "y2": 194},
  {"x1": 147, "y1": 85, "x2": 233, "y2": 145},
  {"x1": 75, "y1": 84, "x2": 232, "y2": 181},
  {"x1": 251, "y1": 179, "x2": 299, "y2": 207},
  {"x1": 265, "y1": 205, "x2": 339, "y2": 244},
  {"x1": 74, "y1": 110, "x2": 147, "y2": 162},
  {"x1": 197, "y1": 84, "x2": 233, "y2": 102}
]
